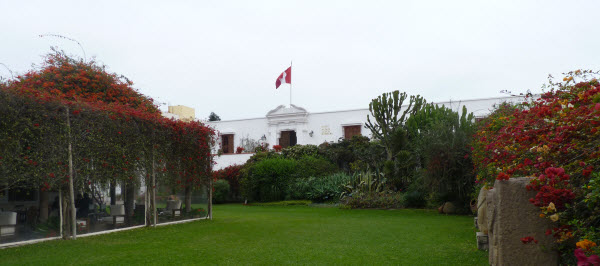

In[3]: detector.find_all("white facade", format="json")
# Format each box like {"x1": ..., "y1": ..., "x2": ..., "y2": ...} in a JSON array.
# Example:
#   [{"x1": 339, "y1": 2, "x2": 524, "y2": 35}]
[{"x1": 208, "y1": 95, "x2": 535, "y2": 169}]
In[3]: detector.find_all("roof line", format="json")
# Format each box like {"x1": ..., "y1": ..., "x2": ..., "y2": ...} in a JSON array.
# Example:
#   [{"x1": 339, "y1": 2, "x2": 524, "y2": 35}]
[{"x1": 208, "y1": 94, "x2": 540, "y2": 122}]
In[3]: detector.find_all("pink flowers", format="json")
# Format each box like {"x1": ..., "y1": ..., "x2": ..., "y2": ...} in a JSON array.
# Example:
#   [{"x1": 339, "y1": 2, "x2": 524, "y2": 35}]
[{"x1": 575, "y1": 248, "x2": 600, "y2": 266}]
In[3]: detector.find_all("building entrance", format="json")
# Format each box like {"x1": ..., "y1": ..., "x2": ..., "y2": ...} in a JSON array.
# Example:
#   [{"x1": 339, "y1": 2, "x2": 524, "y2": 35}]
[{"x1": 279, "y1": 130, "x2": 297, "y2": 148}]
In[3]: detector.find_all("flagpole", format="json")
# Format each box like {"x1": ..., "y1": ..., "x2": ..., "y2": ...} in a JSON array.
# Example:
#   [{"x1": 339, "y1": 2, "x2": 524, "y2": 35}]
[{"x1": 290, "y1": 60, "x2": 292, "y2": 107}]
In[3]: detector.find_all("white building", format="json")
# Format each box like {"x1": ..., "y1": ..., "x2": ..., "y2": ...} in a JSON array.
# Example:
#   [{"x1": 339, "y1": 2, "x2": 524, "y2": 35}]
[{"x1": 207, "y1": 95, "x2": 534, "y2": 170}]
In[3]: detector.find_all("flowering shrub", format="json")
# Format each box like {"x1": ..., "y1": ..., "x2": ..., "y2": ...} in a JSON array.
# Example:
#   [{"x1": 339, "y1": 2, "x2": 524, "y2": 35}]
[
  {"x1": 236, "y1": 146, "x2": 244, "y2": 154},
  {"x1": 212, "y1": 165, "x2": 243, "y2": 200},
  {"x1": 272, "y1": 145, "x2": 282, "y2": 152},
  {"x1": 472, "y1": 70, "x2": 600, "y2": 262},
  {"x1": 185, "y1": 208, "x2": 207, "y2": 218},
  {"x1": 0, "y1": 51, "x2": 214, "y2": 235},
  {"x1": 575, "y1": 248, "x2": 600, "y2": 266}
]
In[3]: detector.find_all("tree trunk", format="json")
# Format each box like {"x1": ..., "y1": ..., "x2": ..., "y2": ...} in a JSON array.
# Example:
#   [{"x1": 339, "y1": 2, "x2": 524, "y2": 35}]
[
  {"x1": 66, "y1": 106, "x2": 77, "y2": 239},
  {"x1": 208, "y1": 178, "x2": 213, "y2": 220},
  {"x1": 145, "y1": 178, "x2": 151, "y2": 227},
  {"x1": 110, "y1": 180, "x2": 116, "y2": 225},
  {"x1": 110, "y1": 180, "x2": 116, "y2": 205},
  {"x1": 39, "y1": 189, "x2": 49, "y2": 223},
  {"x1": 124, "y1": 182, "x2": 135, "y2": 226},
  {"x1": 152, "y1": 160, "x2": 157, "y2": 226},
  {"x1": 184, "y1": 186, "x2": 192, "y2": 213},
  {"x1": 59, "y1": 188, "x2": 64, "y2": 239},
  {"x1": 61, "y1": 188, "x2": 71, "y2": 239}
]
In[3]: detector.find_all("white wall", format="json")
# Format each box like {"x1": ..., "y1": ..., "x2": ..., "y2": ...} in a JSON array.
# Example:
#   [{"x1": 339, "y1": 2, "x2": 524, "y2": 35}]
[
  {"x1": 206, "y1": 108, "x2": 372, "y2": 150},
  {"x1": 301, "y1": 109, "x2": 371, "y2": 145},
  {"x1": 213, "y1": 153, "x2": 254, "y2": 170},
  {"x1": 207, "y1": 118, "x2": 269, "y2": 153},
  {"x1": 206, "y1": 95, "x2": 535, "y2": 168}
]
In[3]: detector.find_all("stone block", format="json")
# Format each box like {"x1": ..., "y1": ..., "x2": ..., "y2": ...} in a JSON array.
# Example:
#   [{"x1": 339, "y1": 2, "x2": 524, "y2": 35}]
[
  {"x1": 487, "y1": 177, "x2": 558, "y2": 266},
  {"x1": 477, "y1": 187, "x2": 489, "y2": 234},
  {"x1": 477, "y1": 231, "x2": 489, "y2": 250},
  {"x1": 486, "y1": 188, "x2": 497, "y2": 265}
]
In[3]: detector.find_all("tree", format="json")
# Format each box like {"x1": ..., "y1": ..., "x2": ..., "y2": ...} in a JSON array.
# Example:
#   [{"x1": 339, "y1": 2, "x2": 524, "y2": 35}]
[
  {"x1": 365, "y1": 91, "x2": 425, "y2": 161},
  {"x1": 1, "y1": 50, "x2": 215, "y2": 238},
  {"x1": 208, "y1": 112, "x2": 221, "y2": 121},
  {"x1": 406, "y1": 103, "x2": 475, "y2": 206}
]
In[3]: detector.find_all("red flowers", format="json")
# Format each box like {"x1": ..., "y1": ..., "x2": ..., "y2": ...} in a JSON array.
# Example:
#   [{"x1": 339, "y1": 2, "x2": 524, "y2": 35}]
[
  {"x1": 496, "y1": 172, "x2": 510, "y2": 181},
  {"x1": 520, "y1": 236, "x2": 538, "y2": 244},
  {"x1": 273, "y1": 145, "x2": 283, "y2": 152},
  {"x1": 472, "y1": 73, "x2": 600, "y2": 261},
  {"x1": 1, "y1": 50, "x2": 216, "y2": 203},
  {"x1": 526, "y1": 168, "x2": 575, "y2": 210}
]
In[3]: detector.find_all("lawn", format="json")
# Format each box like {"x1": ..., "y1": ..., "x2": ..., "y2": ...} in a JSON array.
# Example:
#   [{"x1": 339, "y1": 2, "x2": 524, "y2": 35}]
[{"x1": 0, "y1": 204, "x2": 487, "y2": 265}]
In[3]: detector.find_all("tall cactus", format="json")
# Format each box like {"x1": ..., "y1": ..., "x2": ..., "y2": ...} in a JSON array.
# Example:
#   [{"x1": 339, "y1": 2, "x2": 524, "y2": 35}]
[{"x1": 365, "y1": 91, "x2": 425, "y2": 160}]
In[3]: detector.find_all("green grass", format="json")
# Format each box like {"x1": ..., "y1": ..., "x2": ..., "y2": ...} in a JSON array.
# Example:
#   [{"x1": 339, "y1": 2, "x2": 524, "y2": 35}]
[{"x1": 0, "y1": 204, "x2": 487, "y2": 265}]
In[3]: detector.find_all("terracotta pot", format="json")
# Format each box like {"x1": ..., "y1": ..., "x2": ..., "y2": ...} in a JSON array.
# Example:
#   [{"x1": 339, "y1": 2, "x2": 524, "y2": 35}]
[{"x1": 470, "y1": 199, "x2": 478, "y2": 214}]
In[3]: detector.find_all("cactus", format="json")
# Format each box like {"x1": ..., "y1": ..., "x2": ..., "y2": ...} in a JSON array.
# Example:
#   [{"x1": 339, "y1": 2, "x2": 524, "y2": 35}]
[{"x1": 365, "y1": 91, "x2": 425, "y2": 160}]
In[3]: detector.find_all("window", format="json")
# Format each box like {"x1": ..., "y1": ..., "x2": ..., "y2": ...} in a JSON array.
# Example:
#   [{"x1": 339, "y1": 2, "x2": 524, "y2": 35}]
[
  {"x1": 221, "y1": 134, "x2": 234, "y2": 154},
  {"x1": 279, "y1": 131, "x2": 297, "y2": 148},
  {"x1": 343, "y1": 125, "x2": 362, "y2": 139}
]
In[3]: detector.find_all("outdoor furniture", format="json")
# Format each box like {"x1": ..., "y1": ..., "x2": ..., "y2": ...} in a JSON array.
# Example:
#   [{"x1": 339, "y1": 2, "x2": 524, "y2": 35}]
[
  {"x1": 0, "y1": 211, "x2": 17, "y2": 240},
  {"x1": 110, "y1": 205, "x2": 125, "y2": 227},
  {"x1": 161, "y1": 200, "x2": 182, "y2": 218}
]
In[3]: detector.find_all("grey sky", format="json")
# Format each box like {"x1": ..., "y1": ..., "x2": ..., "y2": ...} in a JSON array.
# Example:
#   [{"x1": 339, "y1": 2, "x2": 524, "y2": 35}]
[{"x1": 1, "y1": 0, "x2": 599, "y2": 120}]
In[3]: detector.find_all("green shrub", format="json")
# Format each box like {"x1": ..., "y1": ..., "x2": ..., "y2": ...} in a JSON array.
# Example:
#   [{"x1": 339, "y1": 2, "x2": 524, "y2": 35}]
[
  {"x1": 213, "y1": 179, "x2": 230, "y2": 203},
  {"x1": 212, "y1": 165, "x2": 244, "y2": 201},
  {"x1": 318, "y1": 136, "x2": 384, "y2": 171},
  {"x1": 251, "y1": 200, "x2": 311, "y2": 206},
  {"x1": 281, "y1": 144, "x2": 319, "y2": 160},
  {"x1": 343, "y1": 170, "x2": 387, "y2": 195},
  {"x1": 240, "y1": 158, "x2": 298, "y2": 202},
  {"x1": 403, "y1": 190, "x2": 426, "y2": 208},
  {"x1": 341, "y1": 192, "x2": 404, "y2": 209},
  {"x1": 406, "y1": 103, "x2": 475, "y2": 209},
  {"x1": 295, "y1": 156, "x2": 339, "y2": 178},
  {"x1": 288, "y1": 173, "x2": 352, "y2": 202},
  {"x1": 245, "y1": 150, "x2": 282, "y2": 164}
]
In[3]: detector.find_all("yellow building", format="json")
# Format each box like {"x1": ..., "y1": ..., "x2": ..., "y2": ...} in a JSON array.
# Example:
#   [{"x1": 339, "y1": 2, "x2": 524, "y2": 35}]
[{"x1": 167, "y1": 105, "x2": 195, "y2": 122}]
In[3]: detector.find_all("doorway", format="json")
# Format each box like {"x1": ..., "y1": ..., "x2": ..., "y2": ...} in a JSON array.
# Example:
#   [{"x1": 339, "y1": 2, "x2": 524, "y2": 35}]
[{"x1": 279, "y1": 130, "x2": 297, "y2": 148}]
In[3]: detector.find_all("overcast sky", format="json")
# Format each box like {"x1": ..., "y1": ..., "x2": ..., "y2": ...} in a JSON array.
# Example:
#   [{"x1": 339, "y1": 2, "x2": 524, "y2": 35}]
[{"x1": 1, "y1": 0, "x2": 599, "y2": 120}]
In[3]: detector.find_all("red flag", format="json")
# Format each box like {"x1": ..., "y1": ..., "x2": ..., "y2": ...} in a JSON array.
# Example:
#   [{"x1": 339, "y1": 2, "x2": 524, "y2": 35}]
[{"x1": 275, "y1": 66, "x2": 291, "y2": 89}]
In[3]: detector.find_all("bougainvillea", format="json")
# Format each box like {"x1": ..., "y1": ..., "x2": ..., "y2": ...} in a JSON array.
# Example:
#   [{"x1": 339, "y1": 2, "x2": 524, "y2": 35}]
[
  {"x1": 0, "y1": 51, "x2": 215, "y2": 236},
  {"x1": 212, "y1": 164, "x2": 244, "y2": 200},
  {"x1": 472, "y1": 70, "x2": 600, "y2": 262}
]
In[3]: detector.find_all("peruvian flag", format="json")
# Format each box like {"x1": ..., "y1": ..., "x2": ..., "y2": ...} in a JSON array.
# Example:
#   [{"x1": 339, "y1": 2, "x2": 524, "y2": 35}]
[{"x1": 275, "y1": 66, "x2": 291, "y2": 89}]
